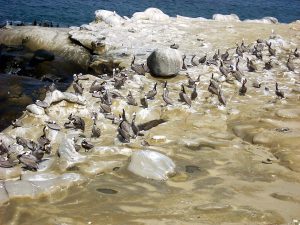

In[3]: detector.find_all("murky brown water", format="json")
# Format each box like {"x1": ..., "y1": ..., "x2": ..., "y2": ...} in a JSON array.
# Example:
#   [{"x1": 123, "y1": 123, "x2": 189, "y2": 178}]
[{"x1": 1, "y1": 20, "x2": 300, "y2": 225}]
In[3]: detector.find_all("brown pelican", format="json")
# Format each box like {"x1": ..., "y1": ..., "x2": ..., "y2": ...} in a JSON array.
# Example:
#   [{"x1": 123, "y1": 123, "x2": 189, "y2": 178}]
[
  {"x1": 73, "y1": 80, "x2": 83, "y2": 95},
  {"x1": 213, "y1": 49, "x2": 220, "y2": 60},
  {"x1": 179, "y1": 84, "x2": 192, "y2": 107},
  {"x1": 218, "y1": 88, "x2": 226, "y2": 106},
  {"x1": 208, "y1": 74, "x2": 219, "y2": 95},
  {"x1": 236, "y1": 44, "x2": 243, "y2": 57},
  {"x1": 221, "y1": 50, "x2": 229, "y2": 61},
  {"x1": 191, "y1": 85, "x2": 198, "y2": 100},
  {"x1": 37, "y1": 126, "x2": 50, "y2": 147},
  {"x1": 219, "y1": 60, "x2": 230, "y2": 77},
  {"x1": 266, "y1": 42, "x2": 276, "y2": 56},
  {"x1": 32, "y1": 149, "x2": 44, "y2": 161},
  {"x1": 0, "y1": 140, "x2": 9, "y2": 155},
  {"x1": 131, "y1": 112, "x2": 139, "y2": 137},
  {"x1": 162, "y1": 88, "x2": 173, "y2": 105},
  {"x1": 18, "y1": 153, "x2": 38, "y2": 171},
  {"x1": 287, "y1": 56, "x2": 295, "y2": 71},
  {"x1": 120, "y1": 109, "x2": 135, "y2": 138},
  {"x1": 199, "y1": 53, "x2": 207, "y2": 64},
  {"x1": 247, "y1": 58, "x2": 257, "y2": 72},
  {"x1": 252, "y1": 80, "x2": 261, "y2": 88},
  {"x1": 231, "y1": 60, "x2": 243, "y2": 82},
  {"x1": 46, "y1": 120, "x2": 61, "y2": 131},
  {"x1": 89, "y1": 81, "x2": 106, "y2": 93},
  {"x1": 127, "y1": 91, "x2": 138, "y2": 106},
  {"x1": 91, "y1": 120, "x2": 101, "y2": 138},
  {"x1": 140, "y1": 94, "x2": 148, "y2": 108},
  {"x1": 170, "y1": 43, "x2": 179, "y2": 49},
  {"x1": 66, "y1": 114, "x2": 85, "y2": 131},
  {"x1": 81, "y1": 139, "x2": 94, "y2": 152},
  {"x1": 275, "y1": 82, "x2": 284, "y2": 98},
  {"x1": 239, "y1": 79, "x2": 247, "y2": 96},
  {"x1": 187, "y1": 74, "x2": 200, "y2": 88},
  {"x1": 191, "y1": 55, "x2": 200, "y2": 66},
  {"x1": 264, "y1": 59, "x2": 273, "y2": 70},
  {"x1": 16, "y1": 136, "x2": 28, "y2": 148},
  {"x1": 114, "y1": 76, "x2": 126, "y2": 89},
  {"x1": 146, "y1": 83, "x2": 157, "y2": 99},
  {"x1": 100, "y1": 103, "x2": 111, "y2": 114},
  {"x1": 241, "y1": 39, "x2": 249, "y2": 52},
  {"x1": 0, "y1": 156, "x2": 16, "y2": 168},
  {"x1": 131, "y1": 55, "x2": 148, "y2": 75},
  {"x1": 182, "y1": 55, "x2": 187, "y2": 70},
  {"x1": 118, "y1": 126, "x2": 130, "y2": 143},
  {"x1": 163, "y1": 81, "x2": 169, "y2": 96},
  {"x1": 294, "y1": 48, "x2": 299, "y2": 58}
]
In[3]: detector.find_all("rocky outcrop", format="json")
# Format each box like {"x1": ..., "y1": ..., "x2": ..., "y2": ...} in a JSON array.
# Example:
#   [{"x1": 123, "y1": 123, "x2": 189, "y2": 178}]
[
  {"x1": 244, "y1": 17, "x2": 279, "y2": 24},
  {"x1": 0, "y1": 26, "x2": 90, "y2": 69},
  {"x1": 212, "y1": 14, "x2": 240, "y2": 22},
  {"x1": 132, "y1": 8, "x2": 170, "y2": 21},
  {"x1": 147, "y1": 48, "x2": 183, "y2": 77},
  {"x1": 95, "y1": 10, "x2": 125, "y2": 26}
]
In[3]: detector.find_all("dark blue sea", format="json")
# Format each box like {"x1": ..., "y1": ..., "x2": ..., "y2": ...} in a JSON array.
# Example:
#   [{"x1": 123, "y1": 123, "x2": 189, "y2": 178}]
[{"x1": 0, "y1": 0, "x2": 299, "y2": 26}]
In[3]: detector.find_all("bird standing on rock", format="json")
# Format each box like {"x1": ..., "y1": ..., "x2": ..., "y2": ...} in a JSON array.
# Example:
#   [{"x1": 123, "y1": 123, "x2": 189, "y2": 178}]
[
  {"x1": 191, "y1": 55, "x2": 200, "y2": 66},
  {"x1": 127, "y1": 91, "x2": 138, "y2": 106},
  {"x1": 73, "y1": 80, "x2": 83, "y2": 95},
  {"x1": 191, "y1": 85, "x2": 198, "y2": 100},
  {"x1": 162, "y1": 87, "x2": 173, "y2": 106},
  {"x1": 81, "y1": 139, "x2": 94, "y2": 152},
  {"x1": 140, "y1": 94, "x2": 148, "y2": 108},
  {"x1": 146, "y1": 83, "x2": 157, "y2": 99},
  {"x1": 247, "y1": 58, "x2": 257, "y2": 72},
  {"x1": 239, "y1": 79, "x2": 247, "y2": 96},
  {"x1": 199, "y1": 53, "x2": 207, "y2": 64},
  {"x1": 179, "y1": 84, "x2": 192, "y2": 107},
  {"x1": 131, "y1": 55, "x2": 148, "y2": 75},
  {"x1": 275, "y1": 82, "x2": 284, "y2": 98},
  {"x1": 218, "y1": 88, "x2": 226, "y2": 106},
  {"x1": 267, "y1": 42, "x2": 276, "y2": 56},
  {"x1": 287, "y1": 56, "x2": 295, "y2": 72}
]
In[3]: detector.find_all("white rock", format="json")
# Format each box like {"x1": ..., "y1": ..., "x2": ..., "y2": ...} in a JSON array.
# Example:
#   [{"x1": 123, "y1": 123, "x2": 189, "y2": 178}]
[
  {"x1": 128, "y1": 150, "x2": 176, "y2": 180},
  {"x1": 212, "y1": 14, "x2": 240, "y2": 22},
  {"x1": 26, "y1": 104, "x2": 45, "y2": 115},
  {"x1": 57, "y1": 138, "x2": 86, "y2": 170},
  {"x1": 132, "y1": 8, "x2": 169, "y2": 21},
  {"x1": 147, "y1": 48, "x2": 183, "y2": 77},
  {"x1": 95, "y1": 10, "x2": 125, "y2": 26},
  {"x1": 244, "y1": 17, "x2": 278, "y2": 24},
  {"x1": 43, "y1": 90, "x2": 86, "y2": 106}
]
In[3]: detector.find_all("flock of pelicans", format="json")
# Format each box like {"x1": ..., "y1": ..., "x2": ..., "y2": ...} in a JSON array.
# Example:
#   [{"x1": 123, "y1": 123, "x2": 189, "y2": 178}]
[{"x1": 0, "y1": 37, "x2": 299, "y2": 171}]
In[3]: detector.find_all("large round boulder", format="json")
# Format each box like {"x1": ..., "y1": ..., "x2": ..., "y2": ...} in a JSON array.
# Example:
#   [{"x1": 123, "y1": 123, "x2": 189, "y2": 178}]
[{"x1": 147, "y1": 48, "x2": 182, "y2": 77}]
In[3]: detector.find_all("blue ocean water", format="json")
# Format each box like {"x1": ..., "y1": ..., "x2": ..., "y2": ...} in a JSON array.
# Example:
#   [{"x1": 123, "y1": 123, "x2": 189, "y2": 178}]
[{"x1": 0, "y1": 0, "x2": 299, "y2": 26}]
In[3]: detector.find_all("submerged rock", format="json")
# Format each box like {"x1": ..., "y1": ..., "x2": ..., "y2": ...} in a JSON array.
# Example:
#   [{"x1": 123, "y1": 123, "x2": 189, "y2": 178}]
[
  {"x1": 147, "y1": 48, "x2": 182, "y2": 77},
  {"x1": 128, "y1": 150, "x2": 175, "y2": 180}
]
